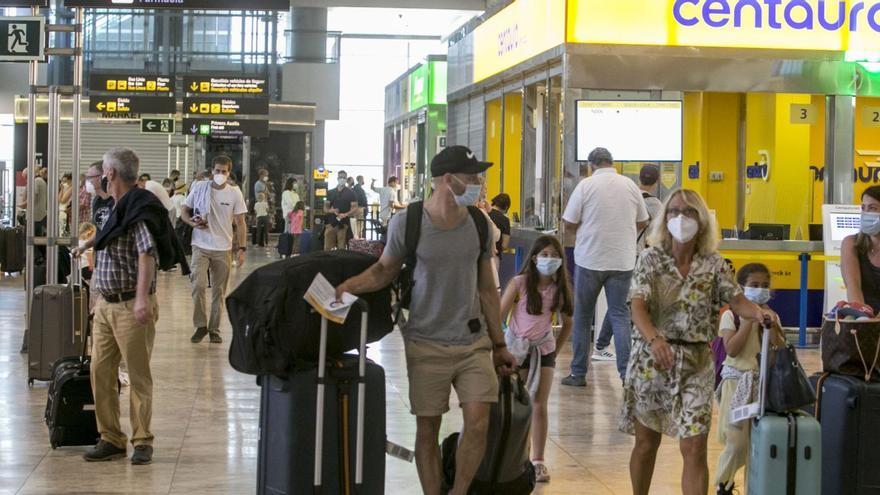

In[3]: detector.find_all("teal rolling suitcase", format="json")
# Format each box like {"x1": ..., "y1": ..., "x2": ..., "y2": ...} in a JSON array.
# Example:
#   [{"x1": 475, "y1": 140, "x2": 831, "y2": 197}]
[{"x1": 747, "y1": 327, "x2": 821, "y2": 495}]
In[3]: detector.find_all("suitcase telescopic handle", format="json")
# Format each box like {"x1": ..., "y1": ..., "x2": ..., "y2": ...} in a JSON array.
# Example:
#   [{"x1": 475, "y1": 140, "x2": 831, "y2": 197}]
[
  {"x1": 314, "y1": 297, "x2": 370, "y2": 493},
  {"x1": 757, "y1": 322, "x2": 772, "y2": 418}
]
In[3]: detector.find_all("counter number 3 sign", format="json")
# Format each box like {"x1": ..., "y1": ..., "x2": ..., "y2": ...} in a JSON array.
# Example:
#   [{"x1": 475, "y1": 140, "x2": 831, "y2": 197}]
[
  {"x1": 0, "y1": 16, "x2": 45, "y2": 62},
  {"x1": 790, "y1": 103, "x2": 817, "y2": 125}
]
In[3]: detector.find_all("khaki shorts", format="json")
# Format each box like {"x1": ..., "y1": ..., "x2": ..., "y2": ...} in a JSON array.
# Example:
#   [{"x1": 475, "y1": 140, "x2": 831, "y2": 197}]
[{"x1": 404, "y1": 335, "x2": 499, "y2": 416}]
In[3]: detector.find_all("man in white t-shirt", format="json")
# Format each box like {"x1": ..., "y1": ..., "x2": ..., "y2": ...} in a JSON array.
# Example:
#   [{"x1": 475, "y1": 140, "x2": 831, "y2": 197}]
[
  {"x1": 561, "y1": 147, "x2": 649, "y2": 386},
  {"x1": 371, "y1": 176, "x2": 404, "y2": 226},
  {"x1": 180, "y1": 155, "x2": 248, "y2": 344}
]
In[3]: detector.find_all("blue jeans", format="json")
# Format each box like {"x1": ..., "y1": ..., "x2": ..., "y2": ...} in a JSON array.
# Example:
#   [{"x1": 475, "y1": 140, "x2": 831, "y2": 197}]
[
  {"x1": 596, "y1": 313, "x2": 614, "y2": 350},
  {"x1": 570, "y1": 266, "x2": 633, "y2": 380}
]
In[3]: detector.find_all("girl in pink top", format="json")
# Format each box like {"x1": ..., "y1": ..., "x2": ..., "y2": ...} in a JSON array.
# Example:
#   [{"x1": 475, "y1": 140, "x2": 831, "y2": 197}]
[
  {"x1": 288, "y1": 201, "x2": 305, "y2": 254},
  {"x1": 500, "y1": 235, "x2": 573, "y2": 483}
]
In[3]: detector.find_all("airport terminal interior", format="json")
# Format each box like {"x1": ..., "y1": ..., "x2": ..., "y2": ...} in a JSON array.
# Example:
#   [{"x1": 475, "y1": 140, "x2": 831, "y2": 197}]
[{"x1": 0, "y1": 0, "x2": 879, "y2": 494}]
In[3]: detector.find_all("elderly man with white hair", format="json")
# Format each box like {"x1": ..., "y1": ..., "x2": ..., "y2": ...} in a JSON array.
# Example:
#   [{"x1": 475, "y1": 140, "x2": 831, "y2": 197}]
[{"x1": 74, "y1": 148, "x2": 188, "y2": 466}]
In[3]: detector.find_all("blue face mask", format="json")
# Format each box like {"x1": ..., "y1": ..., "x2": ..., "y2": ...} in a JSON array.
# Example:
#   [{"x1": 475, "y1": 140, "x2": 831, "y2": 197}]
[
  {"x1": 451, "y1": 176, "x2": 481, "y2": 206},
  {"x1": 744, "y1": 287, "x2": 771, "y2": 305},
  {"x1": 861, "y1": 212, "x2": 880, "y2": 236}
]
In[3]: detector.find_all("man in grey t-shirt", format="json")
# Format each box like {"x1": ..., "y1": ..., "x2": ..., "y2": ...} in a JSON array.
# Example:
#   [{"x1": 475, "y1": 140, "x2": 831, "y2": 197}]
[{"x1": 337, "y1": 146, "x2": 515, "y2": 495}]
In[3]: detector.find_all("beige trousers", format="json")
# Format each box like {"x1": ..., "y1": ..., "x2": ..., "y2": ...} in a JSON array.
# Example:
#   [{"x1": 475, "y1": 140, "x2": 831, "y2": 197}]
[
  {"x1": 91, "y1": 295, "x2": 158, "y2": 448},
  {"x1": 190, "y1": 246, "x2": 232, "y2": 333}
]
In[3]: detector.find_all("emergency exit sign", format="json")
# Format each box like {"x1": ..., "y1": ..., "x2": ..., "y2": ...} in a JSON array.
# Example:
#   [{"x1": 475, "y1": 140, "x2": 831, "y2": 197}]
[
  {"x1": 141, "y1": 118, "x2": 174, "y2": 134},
  {"x1": 0, "y1": 16, "x2": 44, "y2": 62}
]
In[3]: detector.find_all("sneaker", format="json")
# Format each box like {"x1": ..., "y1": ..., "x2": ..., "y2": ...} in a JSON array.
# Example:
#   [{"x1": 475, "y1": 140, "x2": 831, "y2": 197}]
[
  {"x1": 209, "y1": 332, "x2": 223, "y2": 344},
  {"x1": 118, "y1": 370, "x2": 130, "y2": 387},
  {"x1": 131, "y1": 445, "x2": 153, "y2": 465},
  {"x1": 83, "y1": 440, "x2": 126, "y2": 462},
  {"x1": 592, "y1": 347, "x2": 616, "y2": 361},
  {"x1": 561, "y1": 374, "x2": 586, "y2": 387},
  {"x1": 190, "y1": 327, "x2": 208, "y2": 343},
  {"x1": 716, "y1": 482, "x2": 735, "y2": 495},
  {"x1": 533, "y1": 461, "x2": 550, "y2": 483}
]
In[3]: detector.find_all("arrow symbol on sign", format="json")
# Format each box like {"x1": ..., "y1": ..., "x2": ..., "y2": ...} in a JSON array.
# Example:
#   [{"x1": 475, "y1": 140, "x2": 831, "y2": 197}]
[
  {"x1": 147, "y1": 122, "x2": 156, "y2": 130},
  {"x1": 191, "y1": 125, "x2": 198, "y2": 134},
  {"x1": 96, "y1": 102, "x2": 105, "y2": 110},
  {"x1": 190, "y1": 104, "x2": 199, "y2": 112},
  {"x1": 190, "y1": 83, "x2": 198, "y2": 91}
]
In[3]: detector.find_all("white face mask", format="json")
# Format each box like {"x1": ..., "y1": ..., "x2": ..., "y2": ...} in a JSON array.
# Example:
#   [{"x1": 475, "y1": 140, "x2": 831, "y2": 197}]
[
  {"x1": 667, "y1": 215, "x2": 699, "y2": 243},
  {"x1": 85, "y1": 180, "x2": 96, "y2": 195},
  {"x1": 213, "y1": 174, "x2": 228, "y2": 186},
  {"x1": 744, "y1": 287, "x2": 771, "y2": 305},
  {"x1": 450, "y1": 176, "x2": 481, "y2": 207},
  {"x1": 535, "y1": 257, "x2": 563, "y2": 276}
]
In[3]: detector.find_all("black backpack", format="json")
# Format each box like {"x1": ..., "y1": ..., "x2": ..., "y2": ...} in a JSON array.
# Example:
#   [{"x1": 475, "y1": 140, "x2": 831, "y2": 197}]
[{"x1": 396, "y1": 201, "x2": 489, "y2": 319}]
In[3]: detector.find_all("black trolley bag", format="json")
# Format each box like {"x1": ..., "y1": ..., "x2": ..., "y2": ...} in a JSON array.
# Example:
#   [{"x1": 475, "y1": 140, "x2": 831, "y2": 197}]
[
  {"x1": 441, "y1": 374, "x2": 536, "y2": 494},
  {"x1": 44, "y1": 261, "x2": 98, "y2": 449},
  {"x1": 28, "y1": 254, "x2": 89, "y2": 384},
  {"x1": 810, "y1": 372, "x2": 880, "y2": 495},
  {"x1": 257, "y1": 300, "x2": 386, "y2": 495}
]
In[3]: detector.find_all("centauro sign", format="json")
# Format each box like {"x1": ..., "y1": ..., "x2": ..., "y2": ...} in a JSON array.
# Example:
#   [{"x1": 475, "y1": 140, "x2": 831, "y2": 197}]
[{"x1": 567, "y1": 0, "x2": 880, "y2": 52}]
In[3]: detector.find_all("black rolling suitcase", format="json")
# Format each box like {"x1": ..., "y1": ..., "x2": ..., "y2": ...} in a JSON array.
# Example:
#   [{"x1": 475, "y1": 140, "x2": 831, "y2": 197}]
[
  {"x1": 44, "y1": 294, "x2": 98, "y2": 449},
  {"x1": 0, "y1": 226, "x2": 25, "y2": 273},
  {"x1": 441, "y1": 375, "x2": 536, "y2": 494},
  {"x1": 276, "y1": 232, "x2": 294, "y2": 258},
  {"x1": 257, "y1": 301, "x2": 386, "y2": 495},
  {"x1": 811, "y1": 372, "x2": 880, "y2": 495},
  {"x1": 28, "y1": 257, "x2": 89, "y2": 384}
]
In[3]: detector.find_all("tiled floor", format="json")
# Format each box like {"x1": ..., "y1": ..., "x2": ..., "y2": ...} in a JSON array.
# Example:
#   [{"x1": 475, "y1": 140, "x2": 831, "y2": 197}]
[{"x1": 0, "y1": 248, "x2": 821, "y2": 494}]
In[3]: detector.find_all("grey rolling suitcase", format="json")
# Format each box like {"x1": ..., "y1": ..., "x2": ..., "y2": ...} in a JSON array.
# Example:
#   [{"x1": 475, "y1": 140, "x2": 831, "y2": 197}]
[
  {"x1": 748, "y1": 326, "x2": 821, "y2": 495},
  {"x1": 256, "y1": 299, "x2": 386, "y2": 495},
  {"x1": 28, "y1": 260, "x2": 88, "y2": 385}
]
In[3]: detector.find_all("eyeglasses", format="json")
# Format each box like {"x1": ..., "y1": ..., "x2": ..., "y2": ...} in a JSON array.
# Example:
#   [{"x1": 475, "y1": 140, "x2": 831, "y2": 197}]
[{"x1": 666, "y1": 207, "x2": 699, "y2": 218}]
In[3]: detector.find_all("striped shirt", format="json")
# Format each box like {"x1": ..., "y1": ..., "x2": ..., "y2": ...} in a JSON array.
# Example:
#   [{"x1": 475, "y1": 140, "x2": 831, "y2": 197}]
[{"x1": 93, "y1": 221, "x2": 157, "y2": 297}]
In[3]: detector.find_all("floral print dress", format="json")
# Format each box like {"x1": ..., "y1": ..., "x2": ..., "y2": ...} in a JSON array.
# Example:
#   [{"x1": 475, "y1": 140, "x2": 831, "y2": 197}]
[{"x1": 619, "y1": 246, "x2": 741, "y2": 439}]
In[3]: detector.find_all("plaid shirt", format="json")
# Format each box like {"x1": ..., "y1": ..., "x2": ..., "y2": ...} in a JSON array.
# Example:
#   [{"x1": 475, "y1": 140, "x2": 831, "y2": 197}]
[{"x1": 93, "y1": 221, "x2": 157, "y2": 296}]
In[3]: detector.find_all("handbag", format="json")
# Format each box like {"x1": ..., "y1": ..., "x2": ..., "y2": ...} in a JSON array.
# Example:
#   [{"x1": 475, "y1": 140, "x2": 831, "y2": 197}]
[
  {"x1": 821, "y1": 317, "x2": 880, "y2": 381},
  {"x1": 765, "y1": 342, "x2": 816, "y2": 413}
]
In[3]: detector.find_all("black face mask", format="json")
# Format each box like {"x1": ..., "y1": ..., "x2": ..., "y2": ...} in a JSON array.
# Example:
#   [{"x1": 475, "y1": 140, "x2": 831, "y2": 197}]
[{"x1": 100, "y1": 176, "x2": 109, "y2": 193}]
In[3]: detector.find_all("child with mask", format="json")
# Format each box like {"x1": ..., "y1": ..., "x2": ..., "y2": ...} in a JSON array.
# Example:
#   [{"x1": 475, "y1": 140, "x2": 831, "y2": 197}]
[
  {"x1": 499, "y1": 235, "x2": 573, "y2": 483},
  {"x1": 714, "y1": 262, "x2": 785, "y2": 495}
]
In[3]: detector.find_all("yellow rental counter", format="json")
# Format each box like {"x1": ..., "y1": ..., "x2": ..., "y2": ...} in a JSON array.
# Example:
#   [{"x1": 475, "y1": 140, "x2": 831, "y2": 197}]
[{"x1": 446, "y1": 0, "x2": 880, "y2": 340}]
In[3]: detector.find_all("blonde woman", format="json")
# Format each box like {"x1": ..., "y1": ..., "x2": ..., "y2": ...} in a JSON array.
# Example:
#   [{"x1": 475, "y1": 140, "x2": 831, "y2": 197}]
[{"x1": 621, "y1": 189, "x2": 776, "y2": 495}]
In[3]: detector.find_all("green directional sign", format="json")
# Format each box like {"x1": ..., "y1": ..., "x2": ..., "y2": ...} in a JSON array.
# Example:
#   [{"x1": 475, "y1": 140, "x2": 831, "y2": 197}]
[
  {"x1": 141, "y1": 118, "x2": 174, "y2": 134},
  {"x1": 0, "y1": 16, "x2": 44, "y2": 62}
]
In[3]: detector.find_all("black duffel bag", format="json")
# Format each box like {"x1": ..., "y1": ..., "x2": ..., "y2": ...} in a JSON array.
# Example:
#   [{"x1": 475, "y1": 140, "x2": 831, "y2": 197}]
[{"x1": 226, "y1": 250, "x2": 392, "y2": 375}]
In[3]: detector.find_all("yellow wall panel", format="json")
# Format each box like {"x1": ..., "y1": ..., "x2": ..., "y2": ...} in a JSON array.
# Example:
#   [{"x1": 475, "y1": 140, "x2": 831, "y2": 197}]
[
  {"x1": 744, "y1": 93, "x2": 812, "y2": 239},
  {"x1": 485, "y1": 98, "x2": 503, "y2": 200},
  {"x1": 704, "y1": 93, "x2": 740, "y2": 231},
  {"x1": 503, "y1": 92, "x2": 523, "y2": 217},
  {"x1": 682, "y1": 92, "x2": 707, "y2": 196}
]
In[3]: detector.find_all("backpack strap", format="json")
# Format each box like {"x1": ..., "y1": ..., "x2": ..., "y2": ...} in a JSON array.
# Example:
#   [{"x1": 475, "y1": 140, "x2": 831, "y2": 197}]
[
  {"x1": 466, "y1": 205, "x2": 489, "y2": 259},
  {"x1": 404, "y1": 201, "x2": 424, "y2": 263}
]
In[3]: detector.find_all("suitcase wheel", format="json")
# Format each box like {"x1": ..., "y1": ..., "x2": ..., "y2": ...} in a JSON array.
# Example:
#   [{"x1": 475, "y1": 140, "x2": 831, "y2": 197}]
[{"x1": 28, "y1": 378, "x2": 34, "y2": 388}]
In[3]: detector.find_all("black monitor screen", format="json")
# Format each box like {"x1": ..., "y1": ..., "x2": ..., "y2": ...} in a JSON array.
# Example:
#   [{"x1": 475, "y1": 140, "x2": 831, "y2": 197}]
[{"x1": 748, "y1": 223, "x2": 790, "y2": 241}]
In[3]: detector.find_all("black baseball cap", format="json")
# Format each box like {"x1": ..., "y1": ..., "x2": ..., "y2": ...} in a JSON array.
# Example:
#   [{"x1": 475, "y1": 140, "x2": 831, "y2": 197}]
[{"x1": 430, "y1": 146, "x2": 492, "y2": 177}]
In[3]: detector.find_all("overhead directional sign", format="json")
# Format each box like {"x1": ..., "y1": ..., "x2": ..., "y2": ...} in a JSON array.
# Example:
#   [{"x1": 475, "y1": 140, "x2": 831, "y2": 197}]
[
  {"x1": 141, "y1": 118, "x2": 174, "y2": 134},
  {"x1": 183, "y1": 96, "x2": 269, "y2": 116},
  {"x1": 90, "y1": 74, "x2": 173, "y2": 93},
  {"x1": 0, "y1": 16, "x2": 44, "y2": 62},
  {"x1": 183, "y1": 76, "x2": 267, "y2": 96},
  {"x1": 0, "y1": 1, "x2": 49, "y2": 6},
  {"x1": 64, "y1": 0, "x2": 288, "y2": 9},
  {"x1": 89, "y1": 95, "x2": 176, "y2": 114},
  {"x1": 183, "y1": 118, "x2": 269, "y2": 138}
]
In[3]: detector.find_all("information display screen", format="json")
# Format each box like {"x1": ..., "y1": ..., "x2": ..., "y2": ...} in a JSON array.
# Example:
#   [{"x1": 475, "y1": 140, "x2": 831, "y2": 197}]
[
  {"x1": 828, "y1": 213, "x2": 861, "y2": 242},
  {"x1": 576, "y1": 100, "x2": 682, "y2": 162}
]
